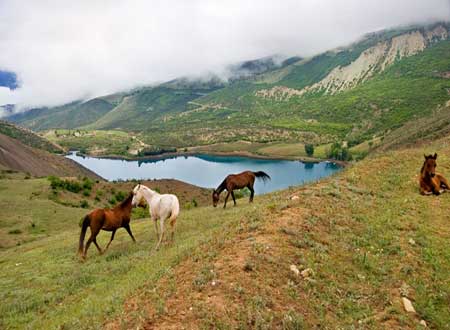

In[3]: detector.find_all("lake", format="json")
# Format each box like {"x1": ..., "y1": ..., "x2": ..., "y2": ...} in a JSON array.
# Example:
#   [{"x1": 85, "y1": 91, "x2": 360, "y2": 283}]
[{"x1": 66, "y1": 152, "x2": 341, "y2": 194}]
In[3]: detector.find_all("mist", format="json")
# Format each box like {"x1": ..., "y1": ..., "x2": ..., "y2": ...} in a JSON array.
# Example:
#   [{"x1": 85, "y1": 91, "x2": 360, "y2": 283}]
[{"x1": 0, "y1": 0, "x2": 449, "y2": 110}]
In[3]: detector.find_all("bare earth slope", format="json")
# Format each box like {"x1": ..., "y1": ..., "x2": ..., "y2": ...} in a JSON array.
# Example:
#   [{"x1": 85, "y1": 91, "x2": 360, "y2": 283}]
[{"x1": 0, "y1": 133, "x2": 100, "y2": 178}]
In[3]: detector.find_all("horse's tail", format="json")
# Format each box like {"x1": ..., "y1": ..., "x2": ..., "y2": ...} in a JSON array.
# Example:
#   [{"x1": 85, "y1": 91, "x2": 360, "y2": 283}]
[
  {"x1": 253, "y1": 171, "x2": 271, "y2": 183},
  {"x1": 78, "y1": 215, "x2": 90, "y2": 254},
  {"x1": 170, "y1": 197, "x2": 180, "y2": 223}
]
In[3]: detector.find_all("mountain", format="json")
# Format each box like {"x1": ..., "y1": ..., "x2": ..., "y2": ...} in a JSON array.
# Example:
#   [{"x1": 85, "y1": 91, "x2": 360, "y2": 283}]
[{"x1": 6, "y1": 22, "x2": 450, "y2": 151}]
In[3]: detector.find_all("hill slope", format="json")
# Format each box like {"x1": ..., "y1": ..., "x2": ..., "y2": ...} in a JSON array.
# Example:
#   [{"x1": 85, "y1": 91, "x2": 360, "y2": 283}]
[
  {"x1": 0, "y1": 132, "x2": 100, "y2": 178},
  {"x1": 0, "y1": 120, "x2": 63, "y2": 153},
  {"x1": 1, "y1": 135, "x2": 450, "y2": 329}
]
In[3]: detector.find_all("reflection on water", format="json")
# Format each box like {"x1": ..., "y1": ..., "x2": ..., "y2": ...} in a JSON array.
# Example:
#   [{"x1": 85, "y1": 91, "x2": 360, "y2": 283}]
[{"x1": 67, "y1": 152, "x2": 341, "y2": 194}]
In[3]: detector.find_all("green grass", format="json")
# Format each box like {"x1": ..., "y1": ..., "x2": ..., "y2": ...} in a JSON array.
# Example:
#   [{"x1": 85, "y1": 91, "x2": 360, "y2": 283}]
[
  {"x1": 118, "y1": 136, "x2": 450, "y2": 329},
  {"x1": 2, "y1": 135, "x2": 450, "y2": 328},
  {"x1": 43, "y1": 129, "x2": 140, "y2": 157},
  {"x1": 0, "y1": 183, "x2": 262, "y2": 329}
]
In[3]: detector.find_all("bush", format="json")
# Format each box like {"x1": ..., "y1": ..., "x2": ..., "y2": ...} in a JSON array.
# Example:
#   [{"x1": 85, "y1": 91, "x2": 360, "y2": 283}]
[
  {"x1": 327, "y1": 142, "x2": 352, "y2": 161},
  {"x1": 47, "y1": 176, "x2": 83, "y2": 193},
  {"x1": 138, "y1": 147, "x2": 177, "y2": 157},
  {"x1": 304, "y1": 144, "x2": 314, "y2": 157},
  {"x1": 115, "y1": 191, "x2": 127, "y2": 202},
  {"x1": 82, "y1": 177, "x2": 94, "y2": 190},
  {"x1": 80, "y1": 200, "x2": 89, "y2": 208}
]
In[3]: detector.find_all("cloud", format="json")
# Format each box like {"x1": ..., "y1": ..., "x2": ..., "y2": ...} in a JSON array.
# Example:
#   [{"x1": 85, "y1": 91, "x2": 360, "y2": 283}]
[{"x1": 0, "y1": 0, "x2": 449, "y2": 109}]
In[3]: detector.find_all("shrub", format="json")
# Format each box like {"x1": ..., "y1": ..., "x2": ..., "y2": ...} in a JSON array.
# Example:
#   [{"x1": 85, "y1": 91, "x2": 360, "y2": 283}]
[
  {"x1": 80, "y1": 200, "x2": 89, "y2": 208},
  {"x1": 8, "y1": 229, "x2": 22, "y2": 235},
  {"x1": 47, "y1": 176, "x2": 83, "y2": 193},
  {"x1": 327, "y1": 142, "x2": 352, "y2": 161},
  {"x1": 115, "y1": 191, "x2": 127, "y2": 202},
  {"x1": 82, "y1": 177, "x2": 93, "y2": 190},
  {"x1": 304, "y1": 144, "x2": 314, "y2": 157}
]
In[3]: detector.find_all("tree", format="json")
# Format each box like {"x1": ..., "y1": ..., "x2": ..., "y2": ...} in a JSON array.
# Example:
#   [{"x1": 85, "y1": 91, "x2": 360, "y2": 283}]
[
  {"x1": 304, "y1": 144, "x2": 314, "y2": 157},
  {"x1": 327, "y1": 142, "x2": 352, "y2": 161}
]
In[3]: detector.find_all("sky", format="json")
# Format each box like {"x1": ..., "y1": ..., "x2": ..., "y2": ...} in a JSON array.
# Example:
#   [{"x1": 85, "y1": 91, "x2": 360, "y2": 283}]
[{"x1": 0, "y1": 0, "x2": 449, "y2": 110}]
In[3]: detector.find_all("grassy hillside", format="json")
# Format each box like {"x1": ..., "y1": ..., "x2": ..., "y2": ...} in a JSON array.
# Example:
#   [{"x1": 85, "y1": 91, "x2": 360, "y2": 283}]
[
  {"x1": 0, "y1": 120, "x2": 62, "y2": 153},
  {"x1": 1, "y1": 135, "x2": 450, "y2": 329},
  {"x1": 7, "y1": 98, "x2": 116, "y2": 131}
]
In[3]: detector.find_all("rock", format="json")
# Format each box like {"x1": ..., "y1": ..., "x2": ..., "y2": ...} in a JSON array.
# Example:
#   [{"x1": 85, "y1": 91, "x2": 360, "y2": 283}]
[
  {"x1": 290, "y1": 264, "x2": 300, "y2": 276},
  {"x1": 419, "y1": 320, "x2": 427, "y2": 327},
  {"x1": 408, "y1": 238, "x2": 416, "y2": 245},
  {"x1": 301, "y1": 268, "x2": 314, "y2": 278},
  {"x1": 402, "y1": 297, "x2": 416, "y2": 313},
  {"x1": 291, "y1": 195, "x2": 300, "y2": 200},
  {"x1": 211, "y1": 281, "x2": 216, "y2": 286}
]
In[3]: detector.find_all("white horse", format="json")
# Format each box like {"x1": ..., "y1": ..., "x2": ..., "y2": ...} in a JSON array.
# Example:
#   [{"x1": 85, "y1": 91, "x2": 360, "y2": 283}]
[{"x1": 131, "y1": 184, "x2": 180, "y2": 250}]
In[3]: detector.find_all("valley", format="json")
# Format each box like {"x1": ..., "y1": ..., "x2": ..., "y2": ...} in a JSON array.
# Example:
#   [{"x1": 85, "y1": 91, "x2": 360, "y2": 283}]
[
  {"x1": 0, "y1": 20, "x2": 449, "y2": 330},
  {"x1": 6, "y1": 23, "x2": 448, "y2": 164}
]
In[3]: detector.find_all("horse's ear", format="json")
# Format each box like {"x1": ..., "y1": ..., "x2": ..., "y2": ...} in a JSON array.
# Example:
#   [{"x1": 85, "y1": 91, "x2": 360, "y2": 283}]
[
  {"x1": 433, "y1": 153, "x2": 438, "y2": 159},
  {"x1": 424, "y1": 154, "x2": 428, "y2": 160}
]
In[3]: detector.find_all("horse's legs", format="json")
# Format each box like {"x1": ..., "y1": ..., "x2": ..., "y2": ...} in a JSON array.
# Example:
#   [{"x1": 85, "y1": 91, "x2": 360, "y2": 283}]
[
  {"x1": 248, "y1": 185, "x2": 255, "y2": 202},
  {"x1": 93, "y1": 237, "x2": 103, "y2": 254},
  {"x1": 103, "y1": 229, "x2": 116, "y2": 253},
  {"x1": 155, "y1": 218, "x2": 165, "y2": 251},
  {"x1": 438, "y1": 174, "x2": 450, "y2": 190},
  {"x1": 153, "y1": 218, "x2": 160, "y2": 241},
  {"x1": 223, "y1": 191, "x2": 231, "y2": 208},
  {"x1": 83, "y1": 228, "x2": 100, "y2": 258},
  {"x1": 231, "y1": 191, "x2": 237, "y2": 206},
  {"x1": 123, "y1": 224, "x2": 136, "y2": 242},
  {"x1": 169, "y1": 216, "x2": 176, "y2": 243}
]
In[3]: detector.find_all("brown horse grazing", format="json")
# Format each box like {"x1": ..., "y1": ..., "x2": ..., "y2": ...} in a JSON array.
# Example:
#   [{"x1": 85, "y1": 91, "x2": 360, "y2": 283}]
[
  {"x1": 212, "y1": 170, "x2": 271, "y2": 208},
  {"x1": 420, "y1": 153, "x2": 450, "y2": 195},
  {"x1": 78, "y1": 192, "x2": 136, "y2": 259}
]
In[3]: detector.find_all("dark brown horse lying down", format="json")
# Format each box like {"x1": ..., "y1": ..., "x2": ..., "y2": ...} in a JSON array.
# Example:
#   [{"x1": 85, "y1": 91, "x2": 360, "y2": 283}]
[
  {"x1": 212, "y1": 170, "x2": 271, "y2": 208},
  {"x1": 78, "y1": 192, "x2": 136, "y2": 259},
  {"x1": 420, "y1": 153, "x2": 450, "y2": 195}
]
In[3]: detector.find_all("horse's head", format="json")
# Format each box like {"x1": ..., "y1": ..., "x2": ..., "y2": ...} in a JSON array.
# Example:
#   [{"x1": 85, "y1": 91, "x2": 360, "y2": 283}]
[
  {"x1": 422, "y1": 153, "x2": 438, "y2": 178},
  {"x1": 131, "y1": 184, "x2": 144, "y2": 207},
  {"x1": 212, "y1": 190, "x2": 220, "y2": 207}
]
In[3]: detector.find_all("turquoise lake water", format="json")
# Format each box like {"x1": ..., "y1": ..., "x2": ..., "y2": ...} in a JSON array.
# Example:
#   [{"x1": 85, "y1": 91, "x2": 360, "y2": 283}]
[{"x1": 66, "y1": 153, "x2": 341, "y2": 194}]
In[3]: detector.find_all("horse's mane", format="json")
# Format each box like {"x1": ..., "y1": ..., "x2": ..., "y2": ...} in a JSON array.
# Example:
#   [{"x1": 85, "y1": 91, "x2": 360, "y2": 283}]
[
  {"x1": 215, "y1": 178, "x2": 227, "y2": 193},
  {"x1": 420, "y1": 161, "x2": 426, "y2": 175}
]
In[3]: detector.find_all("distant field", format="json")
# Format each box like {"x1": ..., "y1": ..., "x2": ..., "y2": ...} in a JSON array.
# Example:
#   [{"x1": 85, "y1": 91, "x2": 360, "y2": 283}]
[
  {"x1": 43, "y1": 129, "x2": 142, "y2": 156},
  {"x1": 45, "y1": 130, "x2": 336, "y2": 161}
]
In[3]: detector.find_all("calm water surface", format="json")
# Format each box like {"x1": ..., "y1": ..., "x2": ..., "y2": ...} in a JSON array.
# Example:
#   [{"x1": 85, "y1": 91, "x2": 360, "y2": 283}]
[{"x1": 67, "y1": 153, "x2": 341, "y2": 194}]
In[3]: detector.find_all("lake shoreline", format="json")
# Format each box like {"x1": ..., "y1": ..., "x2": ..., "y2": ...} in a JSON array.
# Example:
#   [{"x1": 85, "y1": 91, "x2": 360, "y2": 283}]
[{"x1": 70, "y1": 149, "x2": 349, "y2": 167}]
